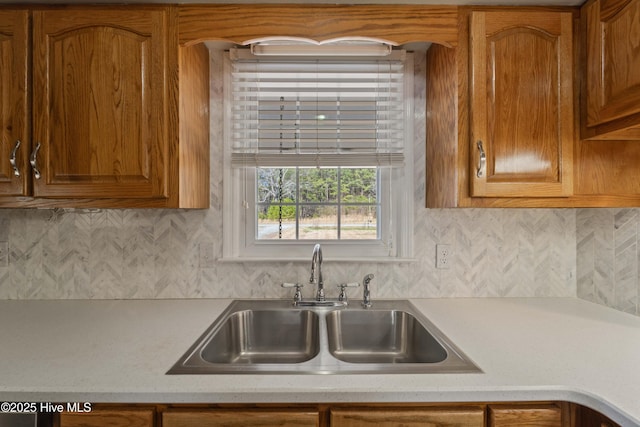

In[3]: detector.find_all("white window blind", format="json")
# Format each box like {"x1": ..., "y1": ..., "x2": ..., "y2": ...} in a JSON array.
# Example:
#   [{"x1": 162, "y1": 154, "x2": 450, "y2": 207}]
[{"x1": 230, "y1": 49, "x2": 406, "y2": 168}]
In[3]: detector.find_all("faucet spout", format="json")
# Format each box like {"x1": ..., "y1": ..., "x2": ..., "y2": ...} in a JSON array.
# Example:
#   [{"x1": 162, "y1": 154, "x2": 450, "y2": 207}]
[
  {"x1": 362, "y1": 273, "x2": 374, "y2": 308},
  {"x1": 310, "y1": 244, "x2": 325, "y2": 301}
]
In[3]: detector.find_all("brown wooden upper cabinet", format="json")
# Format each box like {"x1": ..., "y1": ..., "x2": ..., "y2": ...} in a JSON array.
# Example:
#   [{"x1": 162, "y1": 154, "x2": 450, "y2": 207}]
[
  {"x1": 582, "y1": 0, "x2": 640, "y2": 140},
  {"x1": 0, "y1": 7, "x2": 209, "y2": 208},
  {"x1": 32, "y1": 9, "x2": 169, "y2": 201},
  {"x1": 0, "y1": 10, "x2": 29, "y2": 198},
  {"x1": 469, "y1": 10, "x2": 574, "y2": 198}
]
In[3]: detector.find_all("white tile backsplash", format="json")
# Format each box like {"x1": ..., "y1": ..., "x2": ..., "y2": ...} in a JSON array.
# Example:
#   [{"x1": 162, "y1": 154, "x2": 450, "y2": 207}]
[
  {"x1": 0, "y1": 207, "x2": 577, "y2": 300},
  {"x1": 577, "y1": 208, "x2": 640, "y2": 316}
]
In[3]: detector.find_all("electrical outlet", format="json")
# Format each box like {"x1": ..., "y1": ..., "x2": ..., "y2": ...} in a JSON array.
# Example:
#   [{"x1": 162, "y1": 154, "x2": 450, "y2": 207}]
[
  {"x1": 436, "y1": 244, "x2": 451, "y2": 269},
  {"x1": 0, "y1": 242, "x2": 8, "y2": 267}
]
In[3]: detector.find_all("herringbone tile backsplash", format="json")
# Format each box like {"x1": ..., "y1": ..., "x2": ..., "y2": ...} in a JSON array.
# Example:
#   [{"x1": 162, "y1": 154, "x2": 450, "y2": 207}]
[
  {"x1": 577, "y1": 209, "x2": 640, "y2": 316},
  {"x1": 0, "y1": 206, "x2": 577, "y2": 300}
]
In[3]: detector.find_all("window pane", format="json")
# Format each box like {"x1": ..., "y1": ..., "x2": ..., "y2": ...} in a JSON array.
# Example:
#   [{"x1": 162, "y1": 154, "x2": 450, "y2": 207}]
[
  {"x1": 257, "y1": 168, "x2": 296, "y2": 203},
  {"x1": 340, "y1": 205, "x2": 378, "y2": 239},
  {"x1": 300, "y1": 168, "x2": 338, "y2": 203},
  {"x1": 257, "y1": 203, "x2": 297, "y2": 240},
  {"x1": 340, "y1": 168, "x2": 377, "y2": 202},
  {"x1": 299, "y1": 205, "x2": 338, "y2": 240},
  {"x1": 255, "y1": 167, "x2": 380, "y2": 241}
]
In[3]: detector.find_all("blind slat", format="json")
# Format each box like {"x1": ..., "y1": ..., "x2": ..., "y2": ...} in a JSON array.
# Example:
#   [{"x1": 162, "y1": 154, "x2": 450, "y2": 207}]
[
  {"x1": 231, "y1": 51, "x2": 405, "y2": 168},
  {"x1": 231, "y1": 153, "x2": 404, "y2": 168}
]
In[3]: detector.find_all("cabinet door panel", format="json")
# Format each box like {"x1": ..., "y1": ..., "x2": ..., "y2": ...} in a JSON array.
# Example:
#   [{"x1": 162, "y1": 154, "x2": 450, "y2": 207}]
[
  {"x1": 0, "y1": 10, "x2": 29, "y2": 196},
  {"x1": 470, "y1": 11, "x2": 573, "y2": 197},
  {"x1": 59, "y1": 408, "x2": 154, "y2": 427},
  {"x1": 577, "y1": 404, "x2": 621, "y2": 427},
  {"x1": 586, "y1": 0, "x2": 640, "y2": 127},
  {"x1": 488, "y1": 404, "x2": 562, "y2": 427},
  {"x1": 162, "y1": 410, "x2": 319, "y2": 427},
  {"x1": 330, "y1": 407, "x2": 484, "y2": 427},
  {"x1": 32, "y1": 9, "x2": 168, "y2": 199}
]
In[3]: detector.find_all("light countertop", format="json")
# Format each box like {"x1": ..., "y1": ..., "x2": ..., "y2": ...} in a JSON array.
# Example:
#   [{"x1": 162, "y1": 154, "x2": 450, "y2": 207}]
[{"x1": 0, "y1": 298, "x2": 638, "y2": 425}]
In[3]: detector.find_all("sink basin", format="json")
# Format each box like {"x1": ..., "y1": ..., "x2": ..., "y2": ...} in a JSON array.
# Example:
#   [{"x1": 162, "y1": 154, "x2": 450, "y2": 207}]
[
  {"x1": 167, "y1": 299, "x2": 480, "y2": 375},
  {"x1": 200, "y1": 309, "x2": 319, "y2": 364},
  {"x1": 326, "y1": 310, "x2": 447, "y2": 364}
]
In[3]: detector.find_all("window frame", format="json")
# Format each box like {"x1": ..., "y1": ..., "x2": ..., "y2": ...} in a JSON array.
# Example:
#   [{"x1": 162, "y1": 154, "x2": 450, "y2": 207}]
[{"x1": 222, "y1": 52, "x2": 414, "y2": 261}]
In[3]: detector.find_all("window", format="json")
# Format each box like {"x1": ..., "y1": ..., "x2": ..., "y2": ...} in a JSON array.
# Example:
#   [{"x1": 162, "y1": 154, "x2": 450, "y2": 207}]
[
  {"x1": 223, "y1": 46, "x2": 413, "y2": 260},
  {"x1": 256, "y1": 167, "x2": 379, "y2": 241}
]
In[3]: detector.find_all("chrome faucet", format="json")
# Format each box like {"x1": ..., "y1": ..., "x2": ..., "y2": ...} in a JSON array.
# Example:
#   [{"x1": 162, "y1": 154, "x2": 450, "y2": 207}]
[
  {"x1": 362, "y1": 273, "x2": 374, "y2": 308},
  {"x1": 309, "y1": 244, "x2": 325, "y2": 301}
]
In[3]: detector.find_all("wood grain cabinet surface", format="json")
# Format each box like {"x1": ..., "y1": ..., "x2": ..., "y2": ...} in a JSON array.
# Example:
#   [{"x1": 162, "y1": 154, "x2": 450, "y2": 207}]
[
  {"x1": 162, "y1": 409, "x2": 320, "y2": 427},
  {"x1": 426, "y1": 8, "x2": 588, "y2": 208},
  {"x1": 582, "y1": 0, "x2": 640, "y2": 139},
  {"x1": 0, "y1": 10, "x2": 29, "y2": 198},
  {"x1": 0, "y1": 7, "x2": 209, "y2": 208},
  {"x1": 469, "y1": 10, "x2": 574, "y2": 198},
  {"x1": 575, "y1": 405, "x2": 621, "y2": 427},
  {"x1": 330, "y1": 407, "x2": 485, "y2": 427},
  {"x1": 54, "y1": 402, "x2": 622, "y2": 427},
  {"x1": 488, "y1": 404, "x2": 564, "y2": 427},
  {"x1": 57, "y1": 407, "x2": 155, "y2": 427},
  {"x1": 32, "y1": 9, "x2": 169, "y2": 201}
]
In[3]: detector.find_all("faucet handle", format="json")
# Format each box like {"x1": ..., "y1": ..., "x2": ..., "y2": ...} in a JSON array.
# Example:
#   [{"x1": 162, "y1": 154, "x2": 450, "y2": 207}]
[
  {"x1": 282, "y1": 282, "x2": 303, "y2": 288},
  {"x1": 282, "y1": 282, "x2": 304, "y2": 305},
  {"x1": 337, "y1": 282, "x2": 360, "y2": 304}
]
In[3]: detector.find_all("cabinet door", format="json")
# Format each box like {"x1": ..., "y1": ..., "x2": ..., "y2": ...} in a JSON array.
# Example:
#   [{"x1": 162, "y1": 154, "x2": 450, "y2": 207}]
[
  {"x1": 576, "y1": 404, "x2": 621, "y2": 427},
  {"x1": 470, "y1": 11, "x2": 574, "y2": 198},
  {"x1": 584, "y1": 0, "x2": 640, "y2": 129},
  {"x1": 0, "y1": 10, "x2": 29, "y2": 197},
  {"x1": 59, "y1": 408, "x2": 155, "y2": 427},
  {"x1": 162, "y1": 410, "x2": 319, "y2": 427},
  {"x1": 330, "y1": 407, "x2": 484, "y2": 427},
  {"x1": 488, "y1": 404, "x2": 563, "y2": 427},
  {"x1": 32, "y1": 8, "x2": 168, "y2": 200}
]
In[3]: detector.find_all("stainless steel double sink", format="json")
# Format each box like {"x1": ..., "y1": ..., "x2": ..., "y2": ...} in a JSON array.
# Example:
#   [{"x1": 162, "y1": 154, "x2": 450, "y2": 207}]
[{"x1": 167, "y1": 300, "x2": 480, "y2": 375}]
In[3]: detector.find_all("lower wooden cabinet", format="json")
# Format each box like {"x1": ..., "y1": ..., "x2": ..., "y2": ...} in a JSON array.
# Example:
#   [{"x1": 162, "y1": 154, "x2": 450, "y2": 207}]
[
  {"x1": 488, "y1": 404, "x2": 563, "y2": 427},
  {"x1": 330, "y1": 406, "x2": 484, "y2": 427},
  {"x1": 575, "y1": 405, "x2": 621, "y2": 427},
  {"x1": 54, "y1": 401, "x2": 621, "y2": 427},
  {"x1": 162, "y1": 409, "x2": 319, "y2": 427},
  {"x1": 57, "y1": 407, "x2": 155, "y2": 427}
]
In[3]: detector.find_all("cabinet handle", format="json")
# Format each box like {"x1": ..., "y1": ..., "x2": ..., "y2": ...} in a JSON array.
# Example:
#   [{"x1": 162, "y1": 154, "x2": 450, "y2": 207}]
[
  {"x1": 9, "y1": 140, "x2": 21, "y2": 177},
  {"x1": 29, "y1": 142, "x2": 42, "y2": 180},
  {"x1": 476, "y1": 140, "x2": 486, "y2": 178}
]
